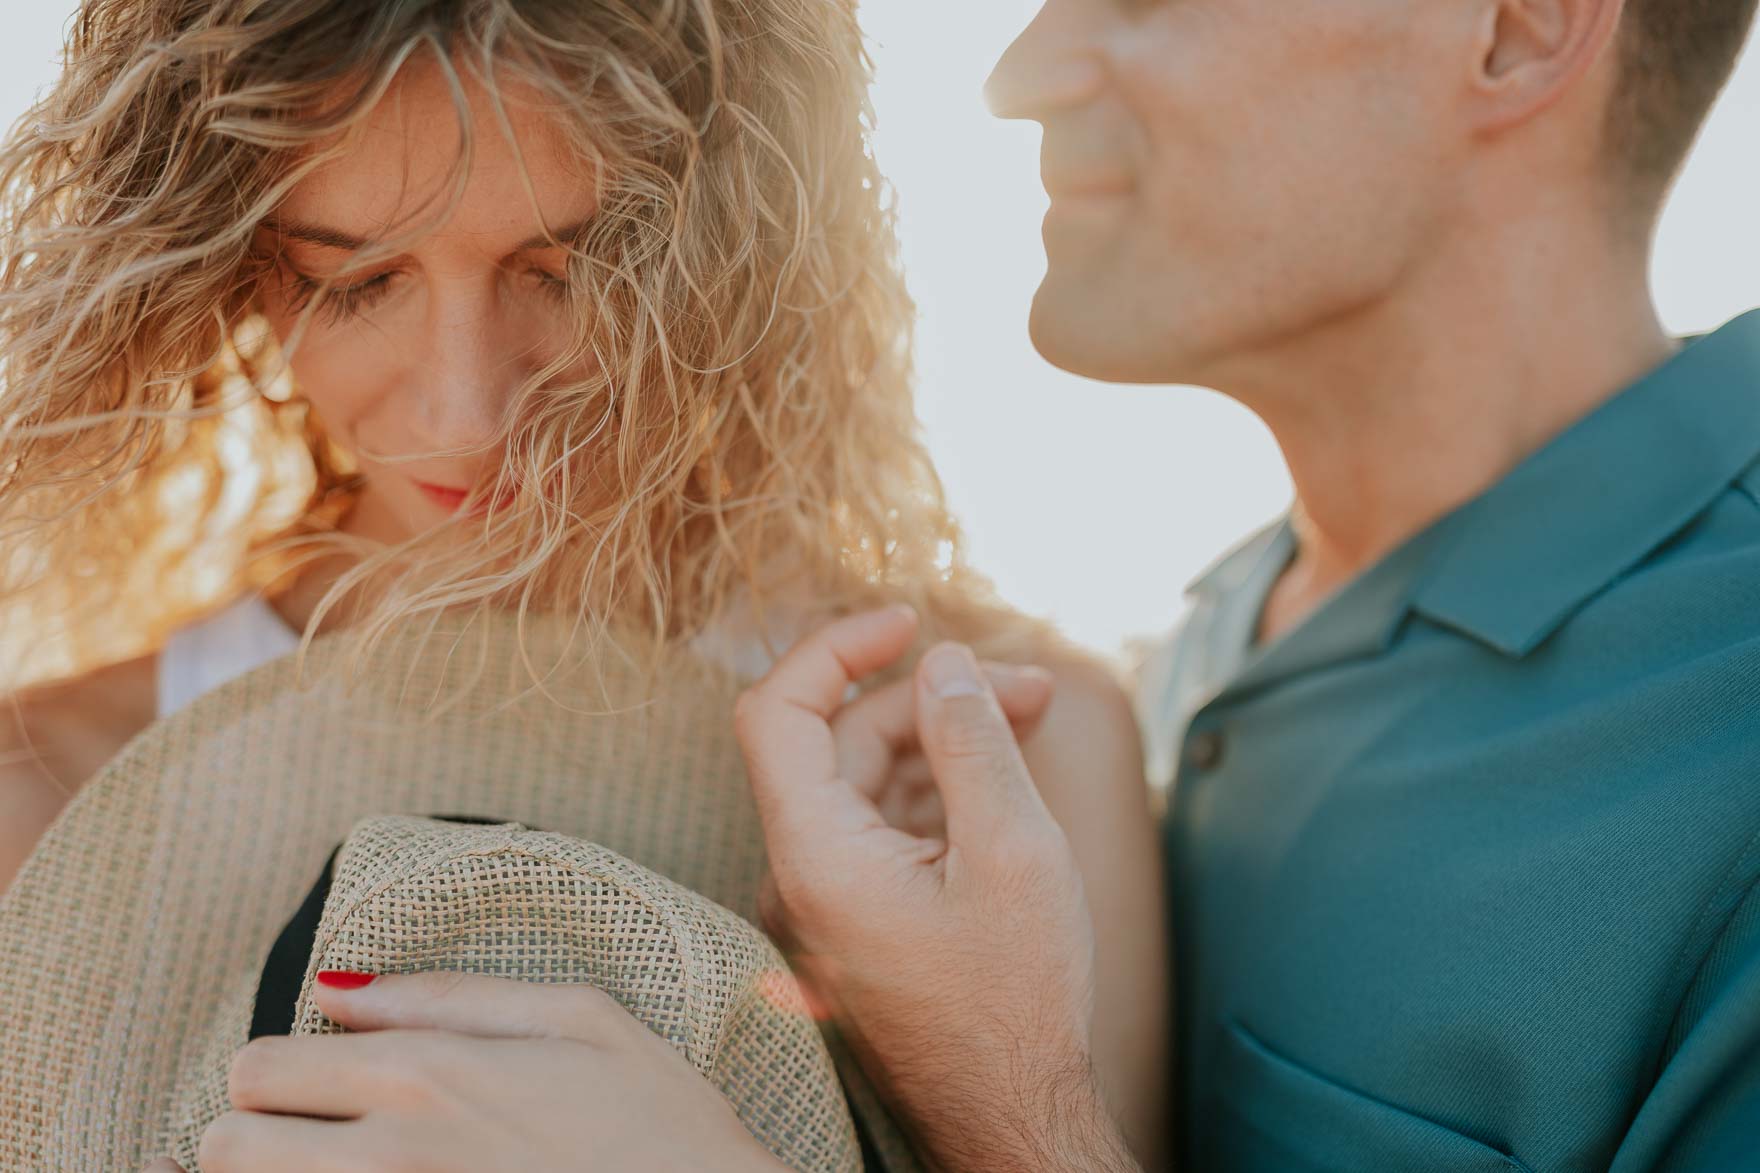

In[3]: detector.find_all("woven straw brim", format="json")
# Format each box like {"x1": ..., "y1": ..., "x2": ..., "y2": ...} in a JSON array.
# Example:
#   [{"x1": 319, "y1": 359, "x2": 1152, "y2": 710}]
[
  {"x1": 155, "y1": 814, "x2": 862, "y2": 1171},
  {"x1": 0, "y1": 614, "x2": 922, "y2": 1171}
]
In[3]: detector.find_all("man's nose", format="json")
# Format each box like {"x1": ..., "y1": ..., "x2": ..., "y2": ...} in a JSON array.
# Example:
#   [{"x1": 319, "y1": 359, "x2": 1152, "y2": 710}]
[{"x1": 985, "y1": 4, "x2": 1105, "y2": 121}]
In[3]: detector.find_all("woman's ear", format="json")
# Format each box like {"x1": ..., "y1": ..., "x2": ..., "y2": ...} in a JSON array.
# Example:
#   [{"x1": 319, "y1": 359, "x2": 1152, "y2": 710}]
[{"x1": 1469, "y1": 0, "x2": 1627, "y2": 132}]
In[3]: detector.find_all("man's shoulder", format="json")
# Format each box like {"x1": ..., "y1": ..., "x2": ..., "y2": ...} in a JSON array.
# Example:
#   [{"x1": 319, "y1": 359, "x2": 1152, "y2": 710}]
[
  {"x1": 1525, "y1": 483, "x2": 1760, "y2": 771},
  {"x1": 1571, "y1": 470, "x2": 1760, "y2": 670},
  {"x1": 1492, "y1": 481, "x2": 1760, "y2": 862}
]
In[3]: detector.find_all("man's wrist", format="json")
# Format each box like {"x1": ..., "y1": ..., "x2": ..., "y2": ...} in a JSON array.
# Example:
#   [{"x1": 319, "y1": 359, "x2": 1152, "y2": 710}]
[
  {"x1": 922, "y1": 1049, "x2": 1140, "y2": 1173},
  {"x1": 1012, "y1": 1062, "x2": 1140, "y2": 1173}
]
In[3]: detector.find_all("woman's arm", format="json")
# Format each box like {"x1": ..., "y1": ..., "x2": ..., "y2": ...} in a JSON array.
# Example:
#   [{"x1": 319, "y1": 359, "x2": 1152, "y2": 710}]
[{"x1": 1019, "y1": 651, "x2": 1168, "y2": 1170}]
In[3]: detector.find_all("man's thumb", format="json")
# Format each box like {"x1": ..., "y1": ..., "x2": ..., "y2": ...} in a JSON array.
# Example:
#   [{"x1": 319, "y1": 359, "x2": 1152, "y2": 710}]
[{"x1": 916, "y1": 642, "x2": 1053, "y2": 849}]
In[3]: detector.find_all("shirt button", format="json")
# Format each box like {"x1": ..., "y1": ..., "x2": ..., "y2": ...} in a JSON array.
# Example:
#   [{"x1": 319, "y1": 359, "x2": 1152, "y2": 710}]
[{"x1": 1186, "y1": 728, "x2": 1225, "y2": 772}]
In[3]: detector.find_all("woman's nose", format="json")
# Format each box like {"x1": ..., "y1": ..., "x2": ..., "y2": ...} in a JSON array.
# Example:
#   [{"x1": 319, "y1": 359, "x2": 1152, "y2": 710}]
[
  {"x1": 405, "y1": 297, "x2": 531, "y2": 457},
  {"x1": 985, "y1": 2, "x2": 1106, "y2": 121}
]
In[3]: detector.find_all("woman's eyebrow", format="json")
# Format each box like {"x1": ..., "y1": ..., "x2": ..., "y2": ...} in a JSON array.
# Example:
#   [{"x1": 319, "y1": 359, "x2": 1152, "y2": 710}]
[
  {"x1": 513, "y1": 218, "x2": 595, "y2": 252},
  {"x1": 259, "y1": 218, "x2": 367, "y2": 251},
  {"x1": 259, "y1": 216, "x2": 596, "y2": 254}
]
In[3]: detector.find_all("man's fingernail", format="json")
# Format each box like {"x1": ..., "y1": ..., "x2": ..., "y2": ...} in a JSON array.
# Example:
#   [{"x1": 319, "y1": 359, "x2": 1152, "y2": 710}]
[
  {"x1": 985, "y1": 662, "x2": 1054, "y2": 688},
  {"x1": 316, "y1": 970, "x2": 377, "y2": 990},
  {"x1": 924, "y1": 643, "x2": 985, "y2": 698}
]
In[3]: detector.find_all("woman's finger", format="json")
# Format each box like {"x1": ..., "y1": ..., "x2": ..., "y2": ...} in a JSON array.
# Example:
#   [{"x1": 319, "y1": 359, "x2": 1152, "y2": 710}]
[
  {"x1": 312, "y1": 970, "x2": 638, "y2": 1047},
  {"x1": 198, "y1": 1109, "x2": 373, "y2": 1173},
  {"x1": 223, "y1": 1032, "x2": 440, "y2": 1120}
]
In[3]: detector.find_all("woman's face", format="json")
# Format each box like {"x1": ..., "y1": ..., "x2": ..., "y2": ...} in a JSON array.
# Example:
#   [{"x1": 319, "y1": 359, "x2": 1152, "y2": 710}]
[{"x1": 254, "y1": 61, "x2": 598, "y2": 544}]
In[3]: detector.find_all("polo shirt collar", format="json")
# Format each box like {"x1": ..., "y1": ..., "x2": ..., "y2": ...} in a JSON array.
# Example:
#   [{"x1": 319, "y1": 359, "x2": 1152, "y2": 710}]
[
  {"x1": 1410, "y1": 309, "x2": 1760, "y2": 657},
  {"x1": 1194, "y1": 513, "x2": 1463, "y2": 705},
  {"x1": 1187, "y1": 521, "x2": 1291, "y2": 600}
]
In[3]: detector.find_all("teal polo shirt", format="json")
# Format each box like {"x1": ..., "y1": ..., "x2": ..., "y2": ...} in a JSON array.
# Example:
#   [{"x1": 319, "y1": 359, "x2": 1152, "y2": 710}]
[{"x1": 1137, "y1": 310, "x2": 1760, "y2": 1171}]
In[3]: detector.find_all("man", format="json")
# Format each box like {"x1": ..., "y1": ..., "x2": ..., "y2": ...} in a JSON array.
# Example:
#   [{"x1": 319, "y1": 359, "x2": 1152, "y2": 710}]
[
  {"x1": 736, "y1": 0, "x2": 1760, "y2": 1167},
  {"x1": 178, "y1": 0, "x2": 1760, "y2": 1168}
]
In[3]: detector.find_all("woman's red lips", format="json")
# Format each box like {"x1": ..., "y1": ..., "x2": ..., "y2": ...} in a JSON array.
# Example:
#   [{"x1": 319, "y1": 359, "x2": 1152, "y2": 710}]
[
  {"x1": 415, "y1": 482, "x2": 471, "y2": 512},
  {"x1": 416, "y1": 478, "x2": 522, "y2": 517}
]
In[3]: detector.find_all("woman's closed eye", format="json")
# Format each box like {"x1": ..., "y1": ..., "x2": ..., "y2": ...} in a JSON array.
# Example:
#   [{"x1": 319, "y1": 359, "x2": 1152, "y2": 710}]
[
  {"x1": 278, "y1": 263, "x2": 401, "y2": 326},
  {"x1": 523, "y1": 266, "x2": 572, "y2": 304},
  {"x1": 278, "y1": 263, "x2": 572, "y2": 326}
]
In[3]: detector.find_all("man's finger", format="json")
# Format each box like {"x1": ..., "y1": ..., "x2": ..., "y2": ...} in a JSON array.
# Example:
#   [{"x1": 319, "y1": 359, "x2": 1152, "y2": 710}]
[
  {"x1": 749, "y1": 606, "x2": 920, "y2": 722},
  {"x1": 735, "y1": 607, "x2": 919, "y2": 855},
  {"x1": 141, "y1": 1161, "x2": 186, "y2": 1173},
  {"x1": 915, "y1": 643, "x2": 1056, "y2": 850},
  {"x1": 310, "y1": 970, "x2": 636, "y2": 1047},
  {"x1": 833, "y1": 662, "x2": 1054, "y2": 800}
]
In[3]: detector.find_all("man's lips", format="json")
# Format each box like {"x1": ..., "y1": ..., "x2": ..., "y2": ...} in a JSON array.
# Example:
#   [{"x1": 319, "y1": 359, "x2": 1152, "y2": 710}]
[{"x1": 1042, "y1": 174, "x2": 1135, "y2": 200}]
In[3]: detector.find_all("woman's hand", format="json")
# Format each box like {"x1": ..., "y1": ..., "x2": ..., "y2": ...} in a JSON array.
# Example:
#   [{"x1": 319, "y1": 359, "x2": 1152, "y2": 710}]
[{"x1": 161, "y1": 971, "x2": 787, "y2": 1173}]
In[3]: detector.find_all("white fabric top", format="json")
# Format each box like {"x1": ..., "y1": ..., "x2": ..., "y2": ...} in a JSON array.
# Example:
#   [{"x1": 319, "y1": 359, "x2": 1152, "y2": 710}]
[
  {"x1": 155, "y1": 594, "x2": 789, "y2": 722},
  {"x1": 155, "y1": 595, "x2": 301, "y2": 720}
]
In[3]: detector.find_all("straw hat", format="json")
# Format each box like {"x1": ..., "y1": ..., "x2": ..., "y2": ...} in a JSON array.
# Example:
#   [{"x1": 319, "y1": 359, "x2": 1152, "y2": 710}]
[{"x1": 0, "y1": 613, "x2": 920, "y2": 1171}]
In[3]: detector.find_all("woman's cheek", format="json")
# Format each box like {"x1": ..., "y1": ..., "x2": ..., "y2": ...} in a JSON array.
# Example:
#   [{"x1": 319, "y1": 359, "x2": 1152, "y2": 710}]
[{"x1": 280, "y1": 326, "x2": 383, "y2": 442}]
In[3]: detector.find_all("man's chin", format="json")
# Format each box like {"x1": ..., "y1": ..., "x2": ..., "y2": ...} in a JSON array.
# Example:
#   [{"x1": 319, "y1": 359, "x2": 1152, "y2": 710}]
[{"x1": 1027, "y1": 285, "x2": 1188, "y2": 386}]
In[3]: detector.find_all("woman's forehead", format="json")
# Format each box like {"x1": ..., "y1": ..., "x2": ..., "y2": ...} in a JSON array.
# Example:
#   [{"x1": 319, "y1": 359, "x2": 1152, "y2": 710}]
[{"x1": 274, "y1": 59, "x2": 598, "y2": 254}]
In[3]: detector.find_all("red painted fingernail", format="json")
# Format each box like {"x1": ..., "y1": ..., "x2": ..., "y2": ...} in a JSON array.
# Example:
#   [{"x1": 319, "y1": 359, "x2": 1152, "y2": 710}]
[{"x1": 315, "y1": 970, "x2": 377, "y2": 990}]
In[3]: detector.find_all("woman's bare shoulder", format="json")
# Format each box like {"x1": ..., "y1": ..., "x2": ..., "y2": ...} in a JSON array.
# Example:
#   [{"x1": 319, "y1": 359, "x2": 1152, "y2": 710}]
[
  {"x1": 1020, "y1": 641, "x2": 1143, "y2": 771},
  {"x1": 0, "y1": 655, "x2": 157, "y2": 895},
  {"x1": 4, "y1": 654, "x2": 159, "y2": 781}
]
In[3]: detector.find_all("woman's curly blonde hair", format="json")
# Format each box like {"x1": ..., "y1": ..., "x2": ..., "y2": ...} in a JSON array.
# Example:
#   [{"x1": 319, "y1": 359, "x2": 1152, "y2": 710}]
[{"x1": 0, "y1": 0, "x2": 1021, "y2": 690}]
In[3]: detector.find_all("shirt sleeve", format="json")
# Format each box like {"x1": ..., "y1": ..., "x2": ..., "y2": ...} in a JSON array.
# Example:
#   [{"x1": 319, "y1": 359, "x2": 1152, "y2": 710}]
[{"x1": 1612, "y1": 874, "x2": 1760, "y2": 1172}]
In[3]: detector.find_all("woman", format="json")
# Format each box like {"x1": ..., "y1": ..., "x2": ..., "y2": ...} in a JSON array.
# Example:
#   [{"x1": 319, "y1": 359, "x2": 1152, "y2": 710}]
[{"x1": 0, "y1": 0, "x2": 1165, "y2": 1163}]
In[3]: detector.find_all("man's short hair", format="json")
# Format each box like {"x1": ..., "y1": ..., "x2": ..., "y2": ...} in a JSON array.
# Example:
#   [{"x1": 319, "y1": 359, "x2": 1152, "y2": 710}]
[{"x1": 1611, "y1": 0, "x2": 1759, "y2": 203}]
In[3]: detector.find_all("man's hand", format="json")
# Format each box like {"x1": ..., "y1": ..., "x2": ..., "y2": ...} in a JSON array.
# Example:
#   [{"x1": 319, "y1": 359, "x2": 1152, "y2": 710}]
[
  {"x1": 735, "y1": 607, "x2": 1140, "y2": 1171},
  {"x1": 148, "y1": 971, "x2": 786, "y2": 1173}
]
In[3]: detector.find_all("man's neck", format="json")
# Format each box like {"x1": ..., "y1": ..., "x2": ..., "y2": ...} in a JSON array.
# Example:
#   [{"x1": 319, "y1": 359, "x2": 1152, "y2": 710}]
[{"x1": 1217, "y1": 207, "x2": 1674, "y2": 644}]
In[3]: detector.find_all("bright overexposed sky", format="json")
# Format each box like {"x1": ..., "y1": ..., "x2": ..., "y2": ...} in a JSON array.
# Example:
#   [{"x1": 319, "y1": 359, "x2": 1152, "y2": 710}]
[{"x1": 3, "y1": 5, "x2": 1756, "y2": 654}]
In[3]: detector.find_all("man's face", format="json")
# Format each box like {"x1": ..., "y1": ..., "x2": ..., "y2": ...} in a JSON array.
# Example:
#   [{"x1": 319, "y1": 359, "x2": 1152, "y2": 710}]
[{"x1": 989, "y1": 0, "x2": 1468, "y2": 387}]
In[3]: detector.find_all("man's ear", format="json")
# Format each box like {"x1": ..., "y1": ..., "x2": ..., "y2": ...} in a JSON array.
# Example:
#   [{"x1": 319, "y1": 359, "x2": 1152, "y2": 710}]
[{"x1": 1468, "y1": 0, "x2": 1627, "y2": 132}]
